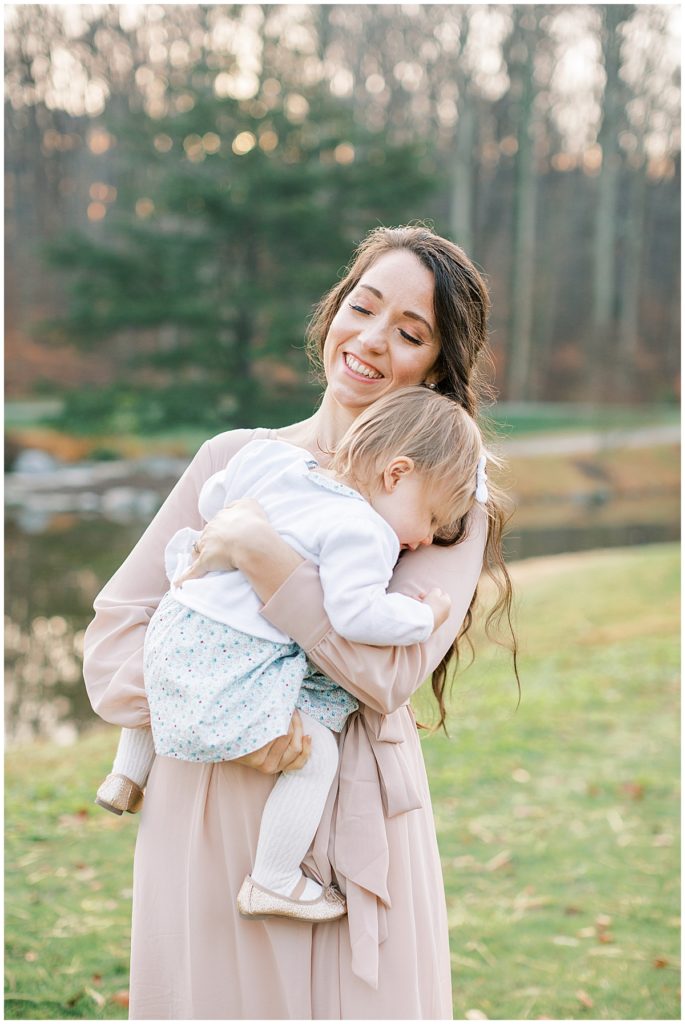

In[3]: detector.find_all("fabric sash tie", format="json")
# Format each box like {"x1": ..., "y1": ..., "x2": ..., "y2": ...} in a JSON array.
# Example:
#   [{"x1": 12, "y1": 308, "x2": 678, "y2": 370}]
[{"x1": 305, "y1": 705, "x2": 423, "y2": 989}]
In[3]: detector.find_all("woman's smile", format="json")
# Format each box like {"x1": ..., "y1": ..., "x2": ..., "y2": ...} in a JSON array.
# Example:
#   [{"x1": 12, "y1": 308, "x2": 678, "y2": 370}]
[{"x1": 342, "y1": 351, "x2": 384, "y2": 381}]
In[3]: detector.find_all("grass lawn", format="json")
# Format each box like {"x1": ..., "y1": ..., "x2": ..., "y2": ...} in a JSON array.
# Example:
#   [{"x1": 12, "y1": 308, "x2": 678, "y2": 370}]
[
  {"x1": 485, "y1": 402, "x2": 680, "y2": 439},
  {"x1": 5, "y1": 544, "x2": 680, "y2": 1020}
]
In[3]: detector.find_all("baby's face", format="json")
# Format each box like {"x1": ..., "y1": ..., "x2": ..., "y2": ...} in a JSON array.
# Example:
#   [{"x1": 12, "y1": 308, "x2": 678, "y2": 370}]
[{"x1": 370, "y1": 467, "x2": 455, "y2": 550}]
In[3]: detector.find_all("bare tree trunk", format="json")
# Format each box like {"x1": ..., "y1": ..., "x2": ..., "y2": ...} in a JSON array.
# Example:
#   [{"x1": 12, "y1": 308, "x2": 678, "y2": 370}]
[
  {"x1": 618, "y1": 167, "x2": 647, "y2": 399},
  {"x1": 590, "y1": 4, "x2": 633, "y2": 401},
  {"x1": 507, "y1": 12, "x2": 537, "y2": 402},
  {"x1": 449, "y1": 95, "x2": 475, "y2": 252},
  {"x1": 532, "y1": 172, "x2": 570, "y2": 399}
]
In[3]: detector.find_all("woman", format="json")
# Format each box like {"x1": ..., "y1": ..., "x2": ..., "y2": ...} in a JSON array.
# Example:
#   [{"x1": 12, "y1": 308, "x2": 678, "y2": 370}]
[{"x1": 83, "y1": 225, "x2": 513, "y2": 1019}]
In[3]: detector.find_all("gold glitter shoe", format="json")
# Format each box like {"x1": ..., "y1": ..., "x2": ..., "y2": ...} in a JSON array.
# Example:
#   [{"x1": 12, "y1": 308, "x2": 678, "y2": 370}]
[
  {"x1": 237, "y1": 875, "x2": 347, "y2": 923},
  {"x1": 94, "y1": 773, "x2": 144, "y2": 815}
]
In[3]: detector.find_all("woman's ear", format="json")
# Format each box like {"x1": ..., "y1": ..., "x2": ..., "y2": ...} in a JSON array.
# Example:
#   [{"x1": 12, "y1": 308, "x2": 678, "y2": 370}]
[{"x1": 382, "y1": 457, "x2": 415, "y2": 492}]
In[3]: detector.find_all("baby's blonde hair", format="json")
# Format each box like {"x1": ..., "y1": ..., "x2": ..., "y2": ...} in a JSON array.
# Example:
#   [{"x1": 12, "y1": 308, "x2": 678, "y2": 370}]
[{"x1": 330, "y1": 385, "x2": 485, "y2": 532}]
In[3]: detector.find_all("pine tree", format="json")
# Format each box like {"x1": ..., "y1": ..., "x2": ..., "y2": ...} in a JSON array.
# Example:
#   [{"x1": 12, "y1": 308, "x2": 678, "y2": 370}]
[{"x1": 45, "y1": 72, "x2": 438, "y2": 432}]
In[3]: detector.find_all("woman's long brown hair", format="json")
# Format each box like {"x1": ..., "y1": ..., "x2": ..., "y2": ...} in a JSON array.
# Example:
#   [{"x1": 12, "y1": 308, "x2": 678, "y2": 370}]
[{"x1": 307, "y1": 224, "x2": 520, "y2": 731}]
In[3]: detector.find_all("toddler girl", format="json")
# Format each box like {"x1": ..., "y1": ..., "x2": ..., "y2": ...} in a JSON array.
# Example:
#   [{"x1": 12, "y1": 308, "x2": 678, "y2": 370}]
[{"x1": 94, "y1": 386, "x2": 488, "y2": 922}]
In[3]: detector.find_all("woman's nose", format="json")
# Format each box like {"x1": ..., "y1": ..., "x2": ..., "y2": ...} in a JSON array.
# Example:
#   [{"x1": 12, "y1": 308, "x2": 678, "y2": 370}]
[{"x1": 358, "y1": 318, "x2": 388, "y2": 353}]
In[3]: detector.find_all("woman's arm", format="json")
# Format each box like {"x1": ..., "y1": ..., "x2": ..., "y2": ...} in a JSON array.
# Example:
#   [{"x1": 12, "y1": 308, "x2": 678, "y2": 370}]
[
  {"x1": 262, "y1": 512, "x2": 487, "y2": 714},
  {"x1": 83, "y1": 429, "x2": 256, "y2": 726}
]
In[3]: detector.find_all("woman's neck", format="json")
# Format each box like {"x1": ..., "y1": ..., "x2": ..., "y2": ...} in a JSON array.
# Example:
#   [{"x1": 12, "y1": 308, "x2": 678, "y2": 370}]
[{"x1": 276, "y1": 391, "x2": 357, "y2": 466}]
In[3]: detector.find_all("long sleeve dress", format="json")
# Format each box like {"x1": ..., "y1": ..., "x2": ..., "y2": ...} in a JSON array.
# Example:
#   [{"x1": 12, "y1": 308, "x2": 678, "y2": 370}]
[{"x1": 83, "y1": 427, "x2": 487, "y2": 1021}]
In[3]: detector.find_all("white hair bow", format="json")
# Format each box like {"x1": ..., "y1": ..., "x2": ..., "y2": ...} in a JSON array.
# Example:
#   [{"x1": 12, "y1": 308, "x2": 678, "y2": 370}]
[{"x1": 475, "y1": 454, "x2": 489, "y2": 503}]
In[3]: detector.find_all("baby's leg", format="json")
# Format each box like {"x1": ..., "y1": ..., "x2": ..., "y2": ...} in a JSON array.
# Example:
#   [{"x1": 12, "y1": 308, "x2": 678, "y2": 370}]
[
  {"x1": 112, "y1": 726, "x2": 156, "y2": 786},
  {"x1": 95, "y1": 727, "x2": 156, "y2": 815},
  {"x1": 251, "y1": 713, "x2": 338, "y2": 900}
]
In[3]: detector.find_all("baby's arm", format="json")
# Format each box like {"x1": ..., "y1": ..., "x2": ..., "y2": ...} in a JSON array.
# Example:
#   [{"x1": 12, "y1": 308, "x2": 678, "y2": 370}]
[
  {"x1": 422, "y1": 588, "x2": 452, "y2": 631},
  {"x1": 257, "y1": 506, "x2": 488, "y2": 715},
  {"x1": 317, "y1": 516, "x2": 438, "y2": 646}
]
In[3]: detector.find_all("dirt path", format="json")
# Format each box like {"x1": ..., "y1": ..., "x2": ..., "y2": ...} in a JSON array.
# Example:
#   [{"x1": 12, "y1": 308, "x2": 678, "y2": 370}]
[{"x1": 501, "y1": 424, "x2": 680, "y2": 457}]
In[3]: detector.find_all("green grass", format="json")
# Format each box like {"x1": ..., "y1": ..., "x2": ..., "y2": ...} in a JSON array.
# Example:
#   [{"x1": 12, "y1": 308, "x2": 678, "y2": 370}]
[
  {"x1": 485, "y1": 402, "x2": 679, "y2": 438},
  {"x1": 5, "y1": 733, "x2": 135, "y2": 1019},
  {"x1": 5, "y1": 545, "x2": 680, "y2": 1019},
  {"x1": 416, "y1": 543, "x2": 680, "y2": 1020}
]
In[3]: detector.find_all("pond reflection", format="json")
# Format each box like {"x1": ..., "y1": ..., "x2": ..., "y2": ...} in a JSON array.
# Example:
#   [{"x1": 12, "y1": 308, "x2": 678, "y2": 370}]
[
  {"x1": 5, "y1": 514, "x2": 146, "y2": 744},
  {"x1": 5, "y1": 503, "x2": 679, "y2": 745}
]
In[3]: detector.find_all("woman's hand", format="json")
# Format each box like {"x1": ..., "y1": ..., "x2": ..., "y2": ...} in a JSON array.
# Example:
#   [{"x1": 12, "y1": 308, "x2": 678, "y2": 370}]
[
  {"x1": 175, "y1": 498, "x2": 305, "y2": 602},
  {"x1": 232, "y1": 710, "x2": 312, "y2": 773},
  {"x1": 175, "y1": 499, "x2": 271, "y2": 585}
]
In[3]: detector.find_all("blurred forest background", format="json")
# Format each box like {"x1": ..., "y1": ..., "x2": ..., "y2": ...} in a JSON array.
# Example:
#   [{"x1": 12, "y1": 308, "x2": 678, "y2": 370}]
[{"x1": 5, "y1": 3, "x2": 680, "y2": 433}]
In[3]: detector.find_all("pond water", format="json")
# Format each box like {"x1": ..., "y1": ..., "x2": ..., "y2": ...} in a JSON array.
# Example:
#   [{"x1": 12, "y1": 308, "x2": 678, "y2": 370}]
[{"x1": 5, "y1": 461, "x2": 679, "y2": 745}]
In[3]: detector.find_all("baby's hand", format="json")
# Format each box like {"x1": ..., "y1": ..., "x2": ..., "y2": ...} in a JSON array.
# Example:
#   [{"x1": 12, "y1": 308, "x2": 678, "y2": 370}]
[{"x1": 421, "y1": 588, "x2": 452, "y2": 632}]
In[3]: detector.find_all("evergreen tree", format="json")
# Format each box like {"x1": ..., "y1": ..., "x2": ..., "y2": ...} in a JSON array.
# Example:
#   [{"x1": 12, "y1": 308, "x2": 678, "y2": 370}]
[{"x1": 45, "y1": 71, "x2": 438, "y2": 432}]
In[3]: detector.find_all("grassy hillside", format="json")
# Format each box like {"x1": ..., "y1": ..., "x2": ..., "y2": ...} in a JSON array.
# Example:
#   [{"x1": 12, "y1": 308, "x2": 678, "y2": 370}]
[{"x1": 5, "y1": 544, "x2": 680, "y2": 1019}]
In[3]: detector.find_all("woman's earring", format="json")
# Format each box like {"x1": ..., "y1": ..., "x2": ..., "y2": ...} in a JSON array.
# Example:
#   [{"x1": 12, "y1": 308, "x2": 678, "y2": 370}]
[{"x1": 425, "y1": 381, "x2": 437, "y2": 390}]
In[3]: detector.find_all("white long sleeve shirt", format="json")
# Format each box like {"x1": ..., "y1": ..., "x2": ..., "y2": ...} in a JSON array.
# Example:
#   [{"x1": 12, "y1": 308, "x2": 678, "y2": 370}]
[{"x1": 165, "y1": 438, "x2": 434, "y2": 646}]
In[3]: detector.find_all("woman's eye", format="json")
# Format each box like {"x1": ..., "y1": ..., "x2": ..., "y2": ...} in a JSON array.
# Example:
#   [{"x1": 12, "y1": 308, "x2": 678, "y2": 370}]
[
  {"x1": 399, "y1": 329, "x2": 424, "y2": 346},
  {"x1": 349, "y1": 303, "x2": 371, "y2": 315}
]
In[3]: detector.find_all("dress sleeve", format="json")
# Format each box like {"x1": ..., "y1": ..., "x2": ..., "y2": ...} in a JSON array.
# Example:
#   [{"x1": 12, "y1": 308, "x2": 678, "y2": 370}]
[
  {"x1": 82, "y1": 429, "x2": 255, "y2": 727},
  {"x1": 260, "y1": 504, "x2": 488, "y2": 715}
]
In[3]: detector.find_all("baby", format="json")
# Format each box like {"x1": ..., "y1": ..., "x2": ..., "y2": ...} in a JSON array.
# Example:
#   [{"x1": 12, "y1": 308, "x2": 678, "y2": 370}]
[{"x1": 95, "y1": 386, "x2": 488, "y2": 922}]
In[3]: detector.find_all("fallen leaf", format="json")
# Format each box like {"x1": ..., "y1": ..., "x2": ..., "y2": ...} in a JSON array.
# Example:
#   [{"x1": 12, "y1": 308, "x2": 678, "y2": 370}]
[
  {"x1": 595, "y1": 914, "x2": 612, "y2": 928},
  {"x1": 576, "y1": 989, "x2": 594, "y2": 1009},
  {"x1": 58, "y1": 812, "x2": 89, "y2": 829},
  {"x1": 606, "y1": 809, "x2": 624, "y2": 833},
  {"x1": 75, "y1": 865, "x2": 97, "y2": 882},
  {"x1": 24, "y1": 951, "x2": 38, "y2": 962},
  {"x1": 85, "y1": 987, "x2": 106, "y2": 1009},
  {"x1": 486, "y1": 850, "x2": 512, "y2": 872},
  {"x1": 552, "y1": 936, "x2": 579, "y2": 947},
  {"x1": 511, "y1": 768, "x2": 531, "y2": 783},
  {"x1": 564, "y1": 905, "x2": 582, "y2": 915},
  {"x1": 91, "y1": 973, "x2": 102, "y2": 985},
  {"x1": 577, "y1": 927, "x2": 596, "y2": 938},
  {"x1": 653, "y1": 957, "x2": 669, "y2": 969},
  {"x1": 598, "y1": 932, "x2": 614, "y2": 944},
  {"x1": 111, "y1": 990, "x2": 130, "y2": 1008},
  {"x1": 465, "y1": 1011, "x2": 488, "y2": 1020},
  {"x1": 620, "y1": 781, "x2": 645, "y2": 800},
  {"x1": 513, "y1": 804, "x2": 544, "y2": 818}
]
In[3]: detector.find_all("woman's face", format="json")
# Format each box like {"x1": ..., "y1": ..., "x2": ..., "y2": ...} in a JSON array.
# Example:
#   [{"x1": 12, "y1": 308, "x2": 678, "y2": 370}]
[{"x1": 322, "y1": 249, "x2": 441, "y2": 413}]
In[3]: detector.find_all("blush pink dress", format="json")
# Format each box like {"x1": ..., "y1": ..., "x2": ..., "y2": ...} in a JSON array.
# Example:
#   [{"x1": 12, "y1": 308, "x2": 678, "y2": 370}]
[{"x1": 83, "y1": 427, "x2": 487, "y2": 1020}]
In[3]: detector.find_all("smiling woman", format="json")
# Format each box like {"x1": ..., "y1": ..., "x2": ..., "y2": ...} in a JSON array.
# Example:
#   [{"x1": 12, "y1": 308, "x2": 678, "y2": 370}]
[
  {"x1": 321, "y1": 250, "x2": 441, "y2": 407},
  {"x1": 306, "y1": 227, "x2": 492, "y2": 425},
  {"x1": 83, "y1": 223, "x2": 517, "y2": 1020}
]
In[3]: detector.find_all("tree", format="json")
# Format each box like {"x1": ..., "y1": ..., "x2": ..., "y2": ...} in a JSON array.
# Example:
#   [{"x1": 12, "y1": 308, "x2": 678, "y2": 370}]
[
  {"x1": 506, "y1": 7, "x2": 542, "y2": 401},
  {"x1": 590, "y1": 4, "x2": 634, "y2": 400},
  {"x1": 44, "y1": 69, "x2": 438, "y2": 431}
]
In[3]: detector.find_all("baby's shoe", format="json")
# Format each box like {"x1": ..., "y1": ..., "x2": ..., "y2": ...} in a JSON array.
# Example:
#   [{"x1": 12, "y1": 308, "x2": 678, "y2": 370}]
[
  {"x1": 95, "y1": 773, "x2": 144, "y2": 815},
  {"x1": 237, "y1": 875, "x2": 347, "y2": 923}
]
